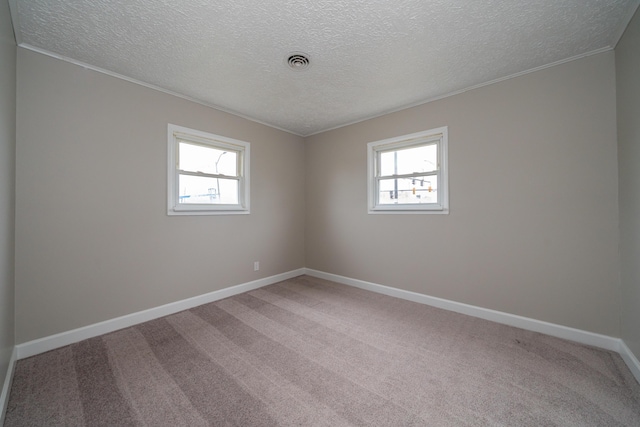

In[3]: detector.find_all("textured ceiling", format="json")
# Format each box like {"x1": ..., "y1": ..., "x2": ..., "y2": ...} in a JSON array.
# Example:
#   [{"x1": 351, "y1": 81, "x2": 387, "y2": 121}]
[{"x1": 8, "y1": 0, "x2": 640, "y2": 136}]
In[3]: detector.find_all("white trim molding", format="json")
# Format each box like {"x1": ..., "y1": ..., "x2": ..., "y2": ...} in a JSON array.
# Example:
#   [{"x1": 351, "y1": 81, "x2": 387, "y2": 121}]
[
  {"x1": 0, "y1": 347, "x2": 17, "y2": 426},
  {"x1": 618, "y1": 340, "x2": 640, "y2": 385},
  {"x1": 167, "y1": 123, "x2": 251, "y2": 216},
  {"x1": 304, "y1": 269, "x2": 640, "y2": 384},
  {"x1": 367, "y1": 127, "x2": 449, "y2": 214},
  {"x1": 11, "y1": 267, "x2": 640, "y2": 387},
  {"x1": 16, "y1": 269, "x2": 305, "y2": 359}
]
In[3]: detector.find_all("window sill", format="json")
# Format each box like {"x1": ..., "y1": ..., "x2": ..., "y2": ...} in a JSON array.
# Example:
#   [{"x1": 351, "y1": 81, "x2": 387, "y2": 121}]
[
  {"x1": 168, "y1": 208, "x2": 250, "y2": 216},
  {"x1": 368, "y1": 207, "x2": 449, "y2": 215}
]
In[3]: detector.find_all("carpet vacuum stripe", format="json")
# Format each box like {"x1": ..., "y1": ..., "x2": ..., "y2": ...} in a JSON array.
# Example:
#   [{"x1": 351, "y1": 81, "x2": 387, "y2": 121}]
[{"x1": 4, "y1": 275, "x2": 640, "y2": 426}]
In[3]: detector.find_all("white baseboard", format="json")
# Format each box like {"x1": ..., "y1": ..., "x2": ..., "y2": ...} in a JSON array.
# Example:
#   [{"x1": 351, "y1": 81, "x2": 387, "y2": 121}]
[
  {"x1": 16, "y1": 268, "x2": 305, "y2": 360},
  {"x1": 305, "y1": 269, "x2": 620, "y2": 351},
  {"x1": 12, "y1": 267, "x2": 640, "y2": 387},
  {"x1": 618, "y1": 340, "x2": 640, "y2": 385},
  {"x1": 0, "y1": 347, "x2": 17, "y2": 426},
  {"x1": 305, "y1": 269, "x2": 640, "y2": 384}
]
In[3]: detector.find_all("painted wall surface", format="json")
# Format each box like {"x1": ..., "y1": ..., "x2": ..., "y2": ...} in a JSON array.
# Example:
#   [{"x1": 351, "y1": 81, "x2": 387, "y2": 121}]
[
  {"x1": 617, "y1": 8, "x2": 640, "y2": 359},
  {"x1": 15, "y1": 49, "x2": 306, "y2": 343},
  {"x1": 305, "y1": 52, "x2": 620, "y2": 336},
  {"x1": 0, "y1": 0, "x2": 16, "y2": 389}
]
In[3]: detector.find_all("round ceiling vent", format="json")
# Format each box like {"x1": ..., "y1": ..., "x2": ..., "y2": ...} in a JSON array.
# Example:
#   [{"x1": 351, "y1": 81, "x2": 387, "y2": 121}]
[{"x1": 286, "y1": 52, "x2": 311, "y2": 71}]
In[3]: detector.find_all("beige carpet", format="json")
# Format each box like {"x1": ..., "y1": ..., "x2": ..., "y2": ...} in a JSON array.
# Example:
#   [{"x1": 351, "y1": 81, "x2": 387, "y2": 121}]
[{"x1": 4, "y1": 275, "x2": 640, "y2": 426}]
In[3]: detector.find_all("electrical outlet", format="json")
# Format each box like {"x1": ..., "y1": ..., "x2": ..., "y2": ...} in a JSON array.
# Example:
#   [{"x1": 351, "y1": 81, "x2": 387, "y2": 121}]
[{"x1": 254, "y1": 261, "x2": 260, "y2": 271}]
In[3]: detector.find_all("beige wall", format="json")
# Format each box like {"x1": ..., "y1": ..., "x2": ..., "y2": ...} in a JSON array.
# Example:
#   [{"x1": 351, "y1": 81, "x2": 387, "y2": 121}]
[
  {"x1": 12, "y1": 39, "x2": 627, "y2": 343},
  {"x1": 15, "y1": 49, "x2": 306, "y2": 343},
  {"x1": 306, "y1": 52, "x2": 620, "y2": 336},
  {"x1": 617, "y1": 8, "x2": 640, "y2": 359},
  {"x1": 0, "y1": 0, "x2": 16, "y2": 391}
]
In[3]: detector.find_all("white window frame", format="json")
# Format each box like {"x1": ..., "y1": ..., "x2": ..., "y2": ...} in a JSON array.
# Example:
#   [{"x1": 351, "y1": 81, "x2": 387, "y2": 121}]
[
  {"x1": 167, "y1": 124, "x2": 250, "y2": 215},
  {"x1": 367, "y1": 126, "x2": 449, "y2": 214}
]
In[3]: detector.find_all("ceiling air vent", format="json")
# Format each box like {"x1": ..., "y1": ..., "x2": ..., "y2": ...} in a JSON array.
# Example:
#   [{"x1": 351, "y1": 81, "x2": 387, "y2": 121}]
[{"x1": 286, "y1": 52, "x2": 311, "y2": 71}]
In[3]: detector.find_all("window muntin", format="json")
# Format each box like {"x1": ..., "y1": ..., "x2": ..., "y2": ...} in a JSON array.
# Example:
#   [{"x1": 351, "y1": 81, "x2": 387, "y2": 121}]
[
  {"x1": 368, "y1": 127, "x2": 448, "y2": 213},
  {"x1": 168, "y1": 124, "x2": 250, "y2": 215}
]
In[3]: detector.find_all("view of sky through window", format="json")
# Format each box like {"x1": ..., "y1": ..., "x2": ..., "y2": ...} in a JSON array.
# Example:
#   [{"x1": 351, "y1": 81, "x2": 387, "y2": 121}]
[
  {"x1": 378, "y1": 142, "x2": 438, "y2": 205},
  {"x1": 178, "y1": 142, "x2": 239, "y2": 204}
]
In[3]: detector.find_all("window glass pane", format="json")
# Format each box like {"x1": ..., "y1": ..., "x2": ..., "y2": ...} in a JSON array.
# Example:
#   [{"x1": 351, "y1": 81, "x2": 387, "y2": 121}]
[
  {"x1": 179, "y1": 142, "x2": 238, "y2": 176},
  {"x1": 378, "y1": 176, "x2": 438, "y2": 205},
  {"x1": 178, "y1": 174, "x2": 239, "y2": 205},
  {"x1": 379, "y1": 143, "x2": 437, "y2": 177}
]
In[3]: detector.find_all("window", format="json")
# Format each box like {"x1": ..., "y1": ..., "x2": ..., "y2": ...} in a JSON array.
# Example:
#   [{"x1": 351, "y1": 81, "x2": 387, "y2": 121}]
[
  {"x1": 367, "y1": 126, "x2": 448, "y2": 214},
  {"x1": 168, "y1": 124, "x2": 250, "y2": 215}
]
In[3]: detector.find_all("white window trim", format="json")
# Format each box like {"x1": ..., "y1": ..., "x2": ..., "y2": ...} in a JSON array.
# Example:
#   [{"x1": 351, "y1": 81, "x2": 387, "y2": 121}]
[
  {"x1": 167, "y1": 124, "x2": 250, "y2": 216},
  {"x1": 367, "y1": 126, "x2": 449, "y2": 214}
]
